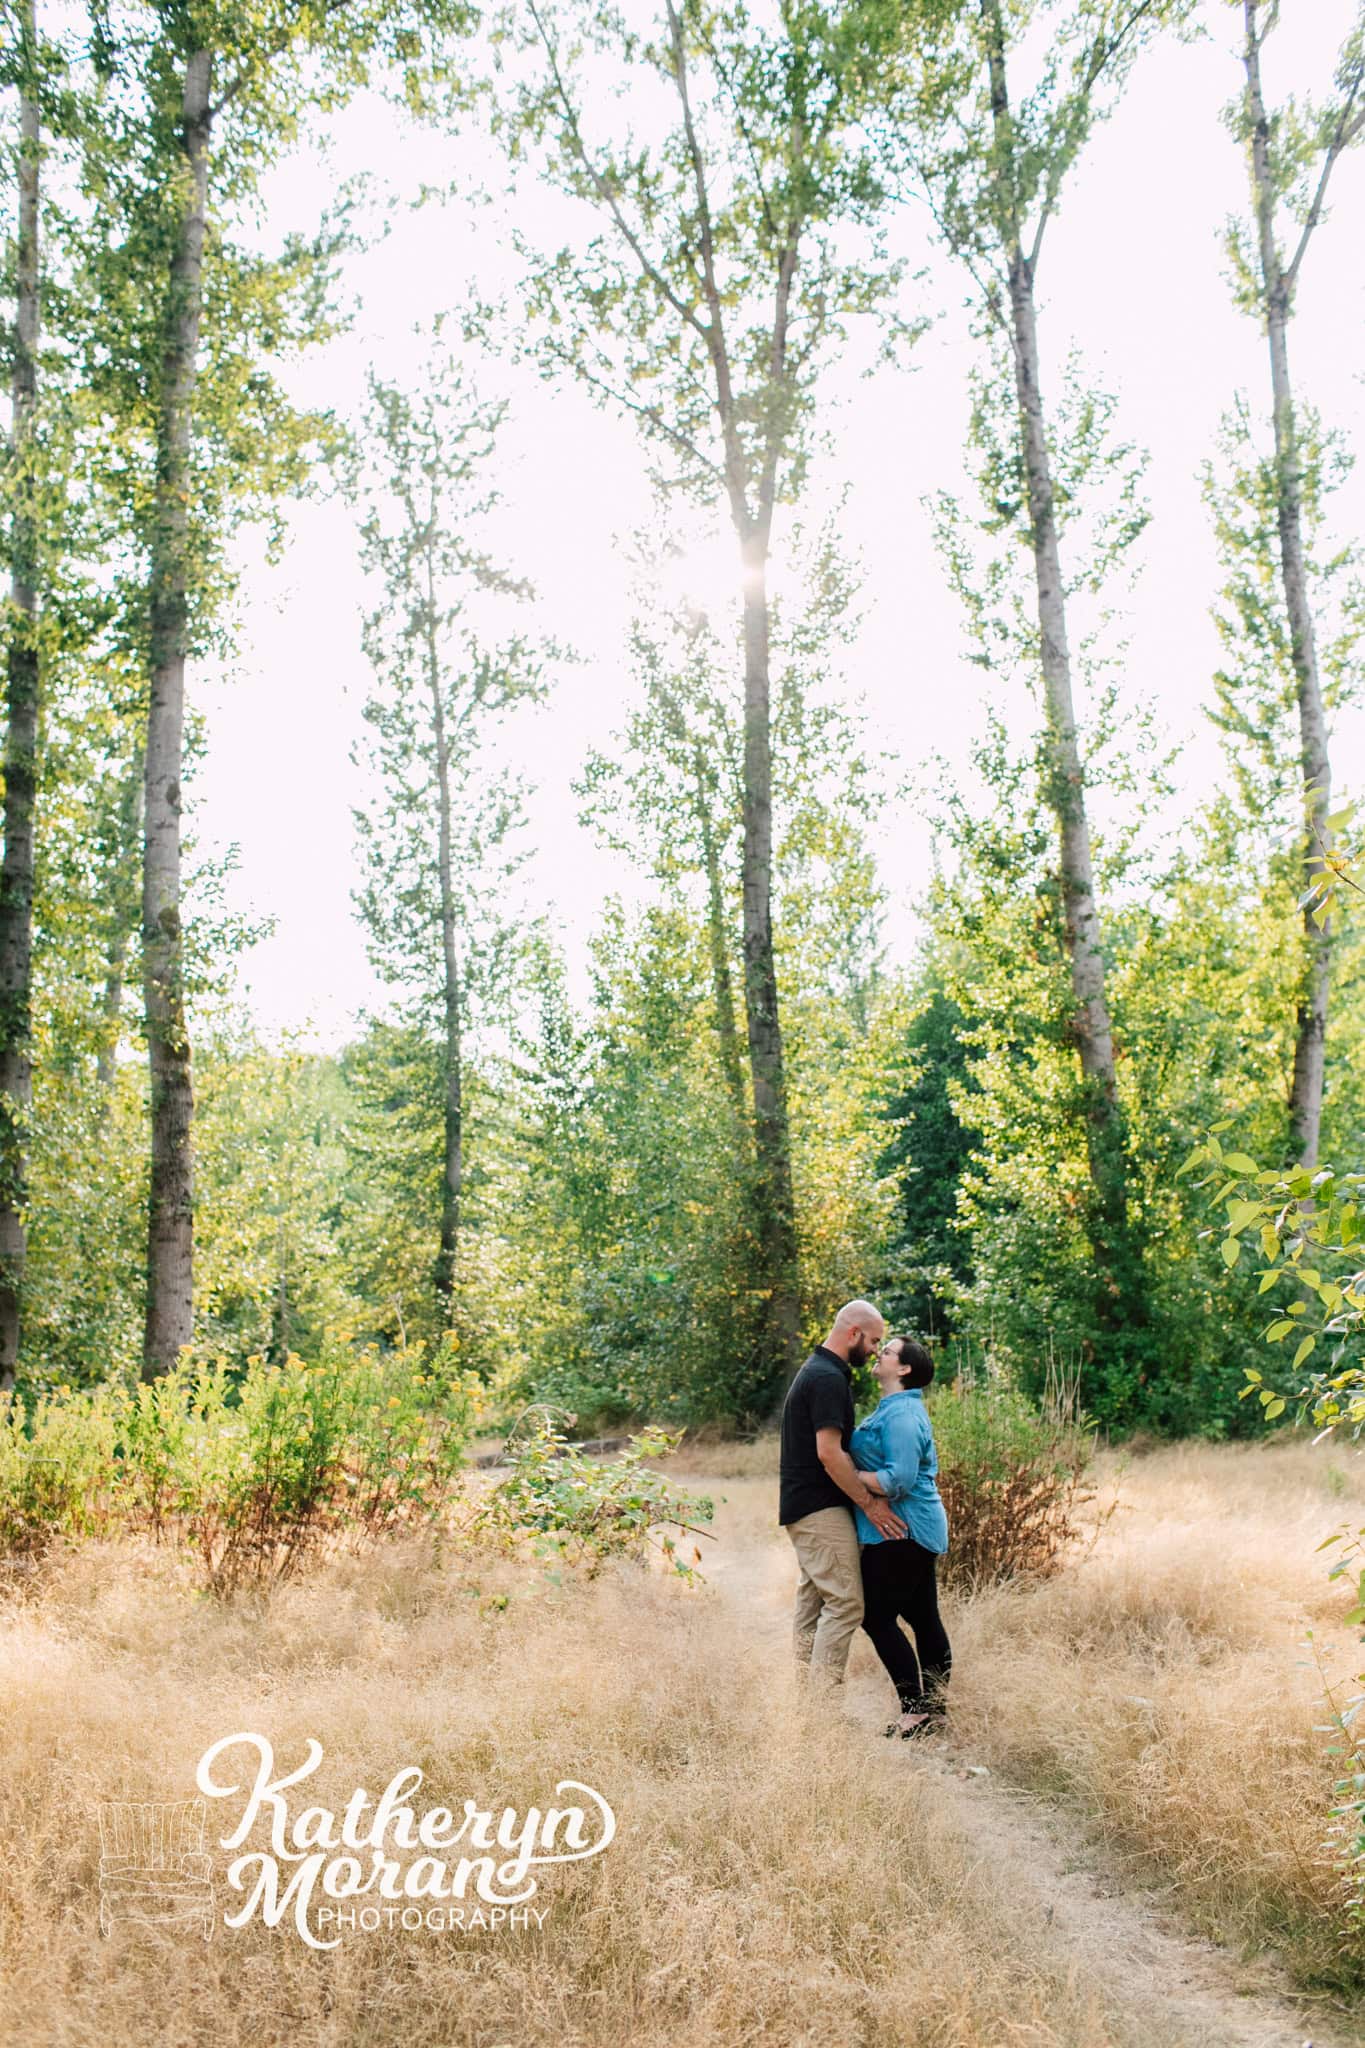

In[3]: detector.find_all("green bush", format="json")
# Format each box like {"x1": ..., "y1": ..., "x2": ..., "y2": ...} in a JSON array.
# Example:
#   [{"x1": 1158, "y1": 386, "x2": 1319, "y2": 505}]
[
  {"x1": 928, "y1": 1354, "x2": 1097, "y2": 1588},
  {"x1": 0, "y1": 1382, "x2": 121, "y2": 1556},
  {"x1": 0, "y1": 1341, "x2": 478, "y2": 1593},
  {"x1": 472, "y1": 1406, "x2": 716, "y2": 1578}
]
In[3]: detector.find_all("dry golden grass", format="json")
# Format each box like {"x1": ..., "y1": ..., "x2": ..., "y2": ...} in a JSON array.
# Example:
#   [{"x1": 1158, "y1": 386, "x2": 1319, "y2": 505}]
[
  {"x1": 653, "y1": 1430, "x2": 782, "y2": 1479},
  {"x1": 858, "y1": 1434, "x2": 1365, "y2": 1990},
  {"x1": 3, "y1": 1525, "x2": 1133, "y2": 2048},
  {"x1": 4, "y1": 1431, "x2": 1363, "y2": 2045}
]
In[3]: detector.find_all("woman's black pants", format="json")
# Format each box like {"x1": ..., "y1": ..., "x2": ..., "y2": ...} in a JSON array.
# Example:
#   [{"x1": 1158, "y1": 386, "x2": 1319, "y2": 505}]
[{"x1": 859, "y1": 1537, "x2": 952, "y2": 1713}]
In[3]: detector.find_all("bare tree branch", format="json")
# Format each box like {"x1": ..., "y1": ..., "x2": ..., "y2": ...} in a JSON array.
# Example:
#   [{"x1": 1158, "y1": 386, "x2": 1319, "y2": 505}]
[
  {"x1": 1027, "y1": 0, "x2": 1162, "y2": 274},
  {"x1": 541, "y1": 334, "x2": 726, "y2": 488},
  {"x1": 663, "y1": 0, "x2": 750, "y2": 525},
  {"x1": 1284, "y1": 41, "x2": 1365, "y2": 293},
  {"x1": 525, "y1": 0, "x2": 711, "y2": 344}
]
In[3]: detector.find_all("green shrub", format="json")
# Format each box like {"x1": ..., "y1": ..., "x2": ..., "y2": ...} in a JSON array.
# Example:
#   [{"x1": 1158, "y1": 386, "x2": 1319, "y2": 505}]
[
  {"x1": 0, "y1": 1382, "x2": 121, "y2": 1556},
  {"x1": 929, "y1": 1354, "x2": 1097, "y2": 1589},
  {"x1": 472, "y1": 1406, "x2": 716, "y2": 1578},
  {"x1": 0, "y1": 1340, "x2": 478, "y2": 1593}
]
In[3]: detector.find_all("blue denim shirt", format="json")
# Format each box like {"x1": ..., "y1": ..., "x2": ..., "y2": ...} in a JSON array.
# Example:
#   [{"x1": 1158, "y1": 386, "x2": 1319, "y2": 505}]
[{"x1": 850, "y1": 1389, "x2": 949, "y2": 1553}]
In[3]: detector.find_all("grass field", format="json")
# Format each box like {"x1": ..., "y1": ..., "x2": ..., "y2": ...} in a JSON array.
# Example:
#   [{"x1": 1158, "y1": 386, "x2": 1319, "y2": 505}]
[{"x1": 1, "y1": 1434, "x2": 1362, "y2": 2046}]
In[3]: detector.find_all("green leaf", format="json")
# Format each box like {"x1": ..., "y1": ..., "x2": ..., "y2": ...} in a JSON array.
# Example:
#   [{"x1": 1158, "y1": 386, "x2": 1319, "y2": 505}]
[
  {"x1": 1223, "y1": 1153, "x2": 1259, "y2": 1175},
  {"x1": 1221, "y1": 1237, "x2": 1241, "y2": 1268},
  {"x1": 1265, "y1": 1320, "x2": 1294, "y2": 1340},
  {"x1": 1257, "y1": 1269, "x2": 1279, "y2": 1294},
  {"x1": 1264, "y1": 1398, "x2": 1286, "y2": 1419},
  {"x1": 1292, "y1": 1336, "x2": 1316, "y2": 1369}
]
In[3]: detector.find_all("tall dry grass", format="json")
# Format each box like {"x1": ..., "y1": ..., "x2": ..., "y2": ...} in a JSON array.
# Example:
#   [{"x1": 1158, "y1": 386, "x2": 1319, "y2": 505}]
[
  {"x1": 5, "y1": 1430, "x2": 1363, "y2": 2042},
  {"x1": 871, "y1": 1435, "x2": 1365, "y2": 1991},
  {"x1": 659, "y1": 1431, "x2": 1365, "y2": 1993},
  {"x1": 3, "y1": 1526, "x2": 1133, "y2": 2048}
]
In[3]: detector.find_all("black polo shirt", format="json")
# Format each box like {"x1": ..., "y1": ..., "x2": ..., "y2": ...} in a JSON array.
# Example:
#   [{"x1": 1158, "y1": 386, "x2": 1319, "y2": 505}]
[{"x1": 778, "y1": 1344, "x2": 856, "y2": 1525}]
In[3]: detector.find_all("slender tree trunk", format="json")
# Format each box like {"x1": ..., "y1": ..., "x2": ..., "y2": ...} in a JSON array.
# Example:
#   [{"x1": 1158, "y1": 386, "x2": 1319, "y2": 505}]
[
  {"x1": 425, "y1": 600, "x2": 462, "y2": 1319},
  {"x1": 693, "y1": 745, "x2": 746, "y2": 1120},
  {"x1": 272, "y1": 1215, "x2": 292, "y2": 1358},
  {"x1": 141, "y1": 48, "x2": 212, "y2": 1380},
  {"x1": 0, "y1": 5, "x2": 41, "y2": 1393},
  {"x1": 667, "y1": 3, "x2": 803, "y2": 1390},
  {"x1": 738, "y1": 529, "x2": 801, "y2": 1377},
  {"x1": 983, "y1": 0, "x2": 1128, "y2": 1256},
  {"x1": 1243, "y1": 0, "x2": 1332, "y2": 1167},
  {"x1": 97, "y1": 751, "x2": 144, "y2": 1098}
]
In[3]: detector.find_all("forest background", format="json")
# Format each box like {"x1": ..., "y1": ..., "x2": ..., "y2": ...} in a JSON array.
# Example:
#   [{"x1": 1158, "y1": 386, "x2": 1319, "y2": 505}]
[{"x1": 3, "y1": 0, "x2": 1365, "y2": 1443}]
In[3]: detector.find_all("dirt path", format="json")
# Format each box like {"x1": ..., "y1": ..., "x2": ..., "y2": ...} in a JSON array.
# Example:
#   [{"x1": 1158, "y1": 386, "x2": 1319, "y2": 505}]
[{"x1": 696, "y1": 1476, "x2": 1355, "y2": 2048}]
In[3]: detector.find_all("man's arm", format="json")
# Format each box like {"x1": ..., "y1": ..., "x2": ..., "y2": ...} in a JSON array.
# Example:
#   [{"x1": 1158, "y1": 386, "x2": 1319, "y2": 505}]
[{"x1": 816, "y1": 1428, "x2": 907, "y2": 1539}]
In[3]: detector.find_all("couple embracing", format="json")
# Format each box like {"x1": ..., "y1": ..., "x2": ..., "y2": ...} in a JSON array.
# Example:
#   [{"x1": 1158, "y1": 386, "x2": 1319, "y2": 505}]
[{"x1": 778, "y1": 1299, "x2": 951, "y2": 1739}]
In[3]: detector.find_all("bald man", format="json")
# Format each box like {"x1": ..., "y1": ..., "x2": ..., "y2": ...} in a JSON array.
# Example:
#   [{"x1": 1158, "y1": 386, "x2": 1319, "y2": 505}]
[{"x1": 778, "y1": 1301, "x2": 907, "y2": 1683}]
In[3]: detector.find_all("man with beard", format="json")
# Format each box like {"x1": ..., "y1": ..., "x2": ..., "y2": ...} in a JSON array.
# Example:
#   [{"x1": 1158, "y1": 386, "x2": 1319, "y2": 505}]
[{"x1": 778, "y1": 1300, "x2": 906, "y2": 1684}]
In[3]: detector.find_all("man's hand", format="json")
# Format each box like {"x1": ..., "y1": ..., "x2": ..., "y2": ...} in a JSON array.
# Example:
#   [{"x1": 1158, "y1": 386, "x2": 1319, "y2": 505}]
[
  {"x1": 816, "y1": 1428, "x2": 905, "y2": 1533},
  {"x1": 864, "y1": 1495, "x2": 907, "y2": 1540}
]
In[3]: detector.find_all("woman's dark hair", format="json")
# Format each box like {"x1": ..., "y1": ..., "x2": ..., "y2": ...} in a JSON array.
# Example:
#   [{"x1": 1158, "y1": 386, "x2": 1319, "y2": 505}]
[{"x1": 887, "y1": 1336, "x2": 935, "y2": 1391}]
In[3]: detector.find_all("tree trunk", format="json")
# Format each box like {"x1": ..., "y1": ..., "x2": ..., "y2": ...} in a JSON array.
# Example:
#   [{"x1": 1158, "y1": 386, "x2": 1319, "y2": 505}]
[
  {"x1": 426, "y1": 605, "x2": 462, "y2": 1320},
  {"x1": 272, "y1": 1215, "x2": 292, "y2": 1359},
  {"x1": 984, "y1": 0, "x2": 1128, "y2": 1257},
  {"x1": 738, "y1": 529, "x2": 801, "y2": 1380},
  {"x1": 665, "y1": 0, "x2": 803, "y2": 1391},
  {"x1": 1243, "y1": 0, "x2": 1332, "y2": 1168},
  {"x1": 141, "y1": 48, "x2": 212, "y2": 1380},
  {"x1": 0, "y1": 5, "x2": 41, "y2": 1393},
  {"x1": 97, "y1": 751, "x2": 144, "y2": 1099},
  {"x1": 693, "y1": 744, "x2": 747, "y2": 1120}
]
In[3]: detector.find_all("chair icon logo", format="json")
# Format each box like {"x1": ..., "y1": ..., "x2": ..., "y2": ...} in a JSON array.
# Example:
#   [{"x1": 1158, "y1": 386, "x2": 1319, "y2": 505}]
[{"x1": 97, "y1": 1797, "x2": 216, "y2": 1941}]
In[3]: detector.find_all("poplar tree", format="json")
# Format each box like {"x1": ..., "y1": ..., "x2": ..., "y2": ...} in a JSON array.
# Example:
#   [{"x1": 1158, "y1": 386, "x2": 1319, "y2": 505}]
[
  {"x1": 0, "y1": 0, "x2": 44, "y2": 1386},
  {"x1": 498, "y1": 0, "x2": 945, "y2": 1378},
  {"x1": 346, "y1": 356, "x2": 546, "y2": 1326},
  {"x1": 1226, "y1": 0, "x2": 1365, "y2": 1166},
  {"x1": 73, "y1": 0, "x2": 473, "y2": 1377},
  {"x1": 882, "y1": 0, "x2": 1187, "y2": 1321}
]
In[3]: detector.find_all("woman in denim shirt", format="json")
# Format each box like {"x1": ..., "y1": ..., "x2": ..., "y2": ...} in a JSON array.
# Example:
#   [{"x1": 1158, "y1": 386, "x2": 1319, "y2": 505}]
[{"x1": 850, "y1": 1336, "x2": 951, "y2": 1739}]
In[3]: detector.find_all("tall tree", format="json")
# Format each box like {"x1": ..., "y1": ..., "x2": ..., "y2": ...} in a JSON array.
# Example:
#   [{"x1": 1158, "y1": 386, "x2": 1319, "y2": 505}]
[
  {"x1": 0, "y1": 0, "x2": 43, "y2": 1388},
  {"x1": 138, "y1": 35, "x2": 212, "y2": 1379},
  {"x1": 346, "y1": 354, "x2": 545, "y2": 1327},
  {"x1": 73, "y1": 0, "x2": 473, "y2": 1376},
  {"x1": 1228, "y1": 0, "x2": 1365, "y2": 1166},
  {"x1": 578, "y1": 593, "x2": 748, "y2": 1123},
  {"x1": 886, "y1": 0, "x2": 1184, "y2": 1319},
  {"x1": 501, "y1": 0, "x2": 942, "y2": 1379}
]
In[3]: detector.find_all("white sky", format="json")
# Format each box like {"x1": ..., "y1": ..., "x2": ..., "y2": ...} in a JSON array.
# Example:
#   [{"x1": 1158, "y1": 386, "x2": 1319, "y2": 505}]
[{"x1": 189, "y1": 2, "x2": 1365, "y2": 1046}]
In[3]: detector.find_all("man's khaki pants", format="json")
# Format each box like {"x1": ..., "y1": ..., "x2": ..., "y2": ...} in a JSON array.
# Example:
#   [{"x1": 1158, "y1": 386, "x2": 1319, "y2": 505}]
[{"x1": 785, "y1": 1504, "x2": 863, "y2": 1682}]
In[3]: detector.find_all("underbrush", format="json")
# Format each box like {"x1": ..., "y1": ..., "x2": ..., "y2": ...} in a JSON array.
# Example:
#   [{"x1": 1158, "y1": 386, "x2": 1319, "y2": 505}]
[
  {"x1": 1, "y1": 1343, "x2": 477, "y2": 1592},
  {"x1": 928, "y1": 1363, "x2": 1099, "y2": 1588}
]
